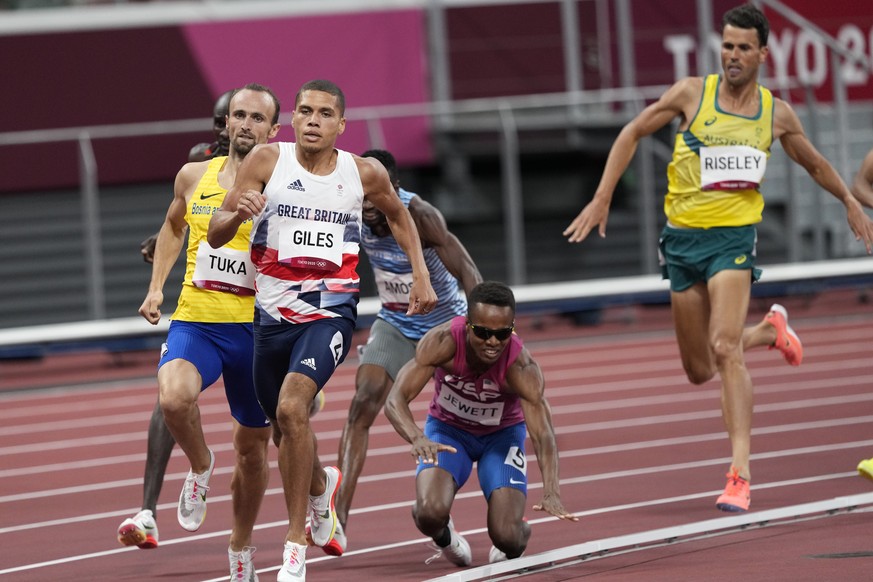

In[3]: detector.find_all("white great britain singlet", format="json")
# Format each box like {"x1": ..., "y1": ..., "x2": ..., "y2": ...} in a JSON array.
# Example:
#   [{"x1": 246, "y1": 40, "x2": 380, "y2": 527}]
[{"x1": 250, "y1": 142, "x2": 364, "y2": 325}]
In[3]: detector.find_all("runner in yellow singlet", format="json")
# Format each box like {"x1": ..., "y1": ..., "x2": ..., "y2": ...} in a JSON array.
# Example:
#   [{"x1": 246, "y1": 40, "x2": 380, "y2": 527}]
[
  {"x1": 136, "y1": 84, "x2": 280, "y2": 581},
  {"x1": 119, "y1": 92, "x2": 234, "y2": 558},
  {"x1": 564, "y1": 4, "x2": 873, "y2": 513}
]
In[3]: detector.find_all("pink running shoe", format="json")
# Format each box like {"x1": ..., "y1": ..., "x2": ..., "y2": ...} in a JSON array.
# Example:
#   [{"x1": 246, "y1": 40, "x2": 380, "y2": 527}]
[{"x1": 716, "y1": 468, "x2": 750, "y2": 512}]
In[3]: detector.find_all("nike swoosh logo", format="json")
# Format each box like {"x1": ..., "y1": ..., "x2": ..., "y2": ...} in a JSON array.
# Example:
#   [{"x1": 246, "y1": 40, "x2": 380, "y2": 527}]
[
  {"x1": 509, "y1": 478, "x2": 525, "y2": 485},
  {"x1": 200, "y1": 192, "x2": 223, "y2": 200}
]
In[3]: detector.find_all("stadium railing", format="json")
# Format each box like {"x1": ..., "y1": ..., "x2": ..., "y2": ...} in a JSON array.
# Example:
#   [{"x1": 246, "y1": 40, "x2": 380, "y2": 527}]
[{"x1": 1, "y1": 257, "x2": 871, "y2": 359}]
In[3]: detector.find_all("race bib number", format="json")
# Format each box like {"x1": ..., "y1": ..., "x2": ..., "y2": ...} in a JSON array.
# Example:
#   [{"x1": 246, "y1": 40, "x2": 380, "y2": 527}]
[
  {"x1": 374, "y1": 268, "x2": 413, "y2": 311},
  {"x1": 277, "y1": 217, "x2": 343, "y2": 271},
  {"x1": 438, "y1": 388, "x2": 504, "y2": 426},
  {"x1": 699, "y1": 145, "x2": 767, "y2": 191},
  {"x1": 192, "y1": 242, "x2": 255, "y2": 296}
]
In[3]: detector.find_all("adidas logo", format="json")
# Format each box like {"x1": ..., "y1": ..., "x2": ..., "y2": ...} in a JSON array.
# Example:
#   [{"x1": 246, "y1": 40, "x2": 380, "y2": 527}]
[
  {"x1": 301, "y1": 357, "x2": 316, "y2": 370},
  {"x1": 287, "y1": 179, "x2": 305, "y2": 191}
]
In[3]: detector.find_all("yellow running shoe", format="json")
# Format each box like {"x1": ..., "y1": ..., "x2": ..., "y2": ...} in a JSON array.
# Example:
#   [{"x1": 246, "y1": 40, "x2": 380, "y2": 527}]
[{"x1": 857, "y1": 458, "x2": 873, "y2": 482}]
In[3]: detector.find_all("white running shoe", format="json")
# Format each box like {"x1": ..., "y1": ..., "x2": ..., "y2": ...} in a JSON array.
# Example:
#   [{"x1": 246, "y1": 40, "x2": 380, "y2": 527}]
[
  {"x1": 488, "y1": 545, "x2": 523, "y2": 563},
  {"x1": 178, "y1": 448, "x2": 215, "y2": 531},
  {"x1": 308, "y1": 466, "x2": 341, "y2": 547},
  {"x1": 425, "y1": 517, "x2": 472, "y2": 567},
  {"x1": 488, "y1": 545, "x2": 507, "y2": 563},
  {"x1": 117, "y1": 509, "x2": 159, "y2": 549},
  {"x1": 277, "y1": 541, "x2": 306, "y2": 581},
  {"x1": 228, "y1": 546, "x2": 258, "y2": 582}
]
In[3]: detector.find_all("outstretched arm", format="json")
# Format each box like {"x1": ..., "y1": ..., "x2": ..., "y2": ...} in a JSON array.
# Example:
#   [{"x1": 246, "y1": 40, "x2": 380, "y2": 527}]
[
  {"x1": 510, "y1": 349, "x2": 578, "y2": 521},
  {"x1": 775, "y1": 100, "x2": 873, "y2": 254},
  {"x1": 563, "y1": 77, "x2": 699, "y2": 243},
  {"x1": 385, "y1": 322, "x2": 458, "y2": 464},
  {"x1": 409, "y1": 196, "x2": 482, "y2": 295}
]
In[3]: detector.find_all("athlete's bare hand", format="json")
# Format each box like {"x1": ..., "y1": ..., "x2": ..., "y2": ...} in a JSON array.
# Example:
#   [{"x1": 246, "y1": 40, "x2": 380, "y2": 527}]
[
  {"x1": 563, "y1": 197, "x2": 611, "y2": 242},
  {"x1": 138, "y1": 290, "x2": 164, "y2": 325},
  {"x1": 410, "y1": 434, "x2": 456, "y2": 465},
  {"x1": 533, "y1": 493, "x2": 578, "y2": 521},
  {"x1": 406, "y1": 279, "x2": 438, "y2": 316},
  {"x1": 237, "y1": 189, "x2": 266, "y2": 220},
  {"x1": 845, "y1": 201, "x2": 873, "y2": 254}
]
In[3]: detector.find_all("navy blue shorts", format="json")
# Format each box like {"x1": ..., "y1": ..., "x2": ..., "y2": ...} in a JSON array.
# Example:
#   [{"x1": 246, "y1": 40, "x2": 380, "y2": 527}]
[
  {"x1": 253, "y1": 316, "x2": 354, "y2": 419},
  {"x1": 417, "y1": 415, "x2": 528, "y2": 499},
  {"x1": 159, "y1": 321, "x2": 268, "y2": 428}
]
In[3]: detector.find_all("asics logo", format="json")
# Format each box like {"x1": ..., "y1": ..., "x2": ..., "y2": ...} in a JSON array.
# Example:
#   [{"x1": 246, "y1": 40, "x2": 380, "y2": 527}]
[
  {"x1": 734, "y1": 255, "x2": 747, "y2": 265},
  {"x1": 287, "y1": 179, "x2": 306, "y2": 191},
  {"x1": 704, "y1": 116, "x2": 717, "y2": 126}
]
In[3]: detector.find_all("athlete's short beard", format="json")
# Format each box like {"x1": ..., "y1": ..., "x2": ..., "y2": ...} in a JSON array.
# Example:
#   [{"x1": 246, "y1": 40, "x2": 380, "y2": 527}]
[{"x1": 234, "y1": 142, "x2": 254, "y2": 156}]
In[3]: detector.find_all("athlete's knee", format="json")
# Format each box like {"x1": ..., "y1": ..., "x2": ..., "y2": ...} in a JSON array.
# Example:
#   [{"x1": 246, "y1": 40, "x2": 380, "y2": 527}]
[
  {"x1": 710, "y1": 335, "x2": 743, "y2": 368},
  {"x1": 158, "y1": 387, "x2": 197, "y2": 420},
  {"x1": 489, "y1": 528, "x2": 527, "y2": 559},
  {"x1": 413, "y1": 496, "x2": 451, "y2": 529},
  {"x1": 276, "y1": 392, "x2": 312, "y2": 439},
  {"x1": 681, "y1": 351, "x2": 717, "y2": 384},
  {"x1": 235, "y1": 439, "x2": 268, "y2": 473},
  {"x1": 683, "y1": 362, "x2": 715, "y2": 385},
  {"x1": 276, "y1": 401, "x2": 309, "y2": 435},
  {"x1": 236, "y1": 425, "x2": 270, "y2": 453}
]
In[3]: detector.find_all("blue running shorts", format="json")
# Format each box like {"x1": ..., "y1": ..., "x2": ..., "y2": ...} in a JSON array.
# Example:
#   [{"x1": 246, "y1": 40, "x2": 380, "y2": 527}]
[
  {"x1": 253, "y1": 316, "x2": 354, "y2": 419},
  {"x1": 417, "y1": 415, "x2": 528, "y2": 499},
  {"x1": 159, "y1": 320, "x2": 268, "y2": 428}
]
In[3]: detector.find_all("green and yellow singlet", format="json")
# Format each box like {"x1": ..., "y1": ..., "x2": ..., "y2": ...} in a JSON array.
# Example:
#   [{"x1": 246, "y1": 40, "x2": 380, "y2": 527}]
[{"x1": 665, "y1": 74, "x2": 774, "y2": 228}]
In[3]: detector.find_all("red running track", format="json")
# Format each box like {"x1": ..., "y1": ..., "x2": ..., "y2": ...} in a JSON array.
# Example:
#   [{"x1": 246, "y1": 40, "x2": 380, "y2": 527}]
[{"x1": 2, "y1": 290, "x2": 873, "y2": 581}]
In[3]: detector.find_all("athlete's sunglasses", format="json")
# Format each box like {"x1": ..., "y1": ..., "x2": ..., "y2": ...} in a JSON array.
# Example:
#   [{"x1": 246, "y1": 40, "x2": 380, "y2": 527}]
[{"x1": 467, "y1": 322, "x2": 514, "y2": 341}]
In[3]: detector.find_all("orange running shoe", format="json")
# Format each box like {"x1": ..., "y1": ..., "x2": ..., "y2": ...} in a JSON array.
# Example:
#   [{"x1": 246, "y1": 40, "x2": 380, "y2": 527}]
[
  {"x1": 716, "y1": 468, "x2": 750, "y2": 512},
  {"x1": 765, "y1": 304, "x2": 803, "y2": 366}
]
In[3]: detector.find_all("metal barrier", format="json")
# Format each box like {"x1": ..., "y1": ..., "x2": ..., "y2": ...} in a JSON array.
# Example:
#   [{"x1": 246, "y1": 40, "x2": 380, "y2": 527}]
[{"x1": 2, "y1": 258, "x2": 871, "y2": 355}]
